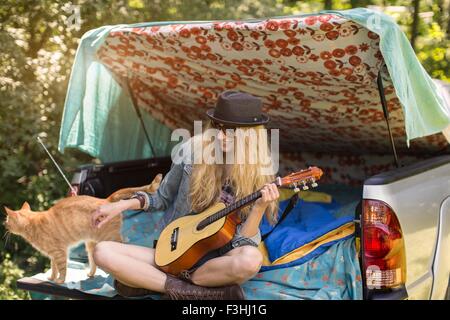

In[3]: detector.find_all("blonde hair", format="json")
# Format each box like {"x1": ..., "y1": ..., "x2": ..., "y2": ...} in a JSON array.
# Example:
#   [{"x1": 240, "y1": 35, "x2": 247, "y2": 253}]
[{"x1": 189, "y1": 122, "x2": 278, "y2": 225}]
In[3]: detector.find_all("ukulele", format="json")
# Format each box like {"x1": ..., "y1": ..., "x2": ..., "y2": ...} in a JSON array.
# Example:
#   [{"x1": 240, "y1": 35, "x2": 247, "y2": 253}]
[{"x1": 155, "y1": 167, "x2": 323, "y2": 275}]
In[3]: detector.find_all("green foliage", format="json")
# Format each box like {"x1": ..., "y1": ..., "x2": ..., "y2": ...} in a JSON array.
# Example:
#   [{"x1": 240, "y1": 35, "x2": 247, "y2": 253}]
[
  {"x1": 0, "y1": 254, "x2": 31, "y2": 300},
  {"x1": 0, "y1": 0, "x2": 449, "y2": 300}
]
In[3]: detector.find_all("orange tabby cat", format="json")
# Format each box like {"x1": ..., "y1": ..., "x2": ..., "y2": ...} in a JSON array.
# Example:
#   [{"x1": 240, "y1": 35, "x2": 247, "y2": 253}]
[{"x1": 3, "y1": 173, "x2": 162, "y2": 284}]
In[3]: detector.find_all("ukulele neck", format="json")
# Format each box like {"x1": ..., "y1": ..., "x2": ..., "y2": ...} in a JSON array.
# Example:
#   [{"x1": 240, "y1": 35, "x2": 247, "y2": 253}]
[{"x1": 196, "y1": 189, "x2": 264, "y2": 231}]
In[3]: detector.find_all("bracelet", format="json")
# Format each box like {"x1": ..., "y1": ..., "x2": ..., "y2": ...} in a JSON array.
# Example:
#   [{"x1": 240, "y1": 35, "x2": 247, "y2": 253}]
[{"x1": 130, "y1": 191, "x2": 149, "y2": 210}]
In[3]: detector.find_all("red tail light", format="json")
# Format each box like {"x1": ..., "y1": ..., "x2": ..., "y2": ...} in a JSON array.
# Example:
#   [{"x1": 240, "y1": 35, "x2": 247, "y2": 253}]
[{"x1": 362, "y1": 199, "x2": 406, "y2": 289}]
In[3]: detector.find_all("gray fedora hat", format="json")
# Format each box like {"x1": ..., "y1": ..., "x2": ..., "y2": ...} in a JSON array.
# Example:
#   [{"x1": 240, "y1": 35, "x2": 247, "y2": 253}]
[{"x1": 206, "y1": 91, "x2": 270, "y2": 126}]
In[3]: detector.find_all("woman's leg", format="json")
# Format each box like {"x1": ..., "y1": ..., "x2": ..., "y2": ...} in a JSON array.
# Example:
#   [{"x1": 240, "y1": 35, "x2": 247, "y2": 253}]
[
  {"x1": 93, "y1": 241, "x2": 167, "y2": 293},
  {"x1": 190, "y1": 245, "x2": 263, "y2": 287}
]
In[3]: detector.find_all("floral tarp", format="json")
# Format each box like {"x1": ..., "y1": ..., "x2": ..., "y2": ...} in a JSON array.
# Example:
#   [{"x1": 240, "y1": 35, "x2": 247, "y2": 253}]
[{"x1": 95, "y1": 12, "x2": 449, "y2": 155}]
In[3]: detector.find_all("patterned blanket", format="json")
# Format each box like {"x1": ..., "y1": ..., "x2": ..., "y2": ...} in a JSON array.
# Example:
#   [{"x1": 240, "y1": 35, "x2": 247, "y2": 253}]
[{"x1": 31, "y1": 206, "x2": 362, "y2": 300}]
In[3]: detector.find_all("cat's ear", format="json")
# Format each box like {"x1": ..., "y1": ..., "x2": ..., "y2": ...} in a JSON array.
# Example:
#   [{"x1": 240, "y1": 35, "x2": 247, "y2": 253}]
[
  {"x1": 21, "y1": 201, "x2": 31, "y2": 210},
  {"x1": 4, "y1": 206, "x2": 15, "y2": 216}
]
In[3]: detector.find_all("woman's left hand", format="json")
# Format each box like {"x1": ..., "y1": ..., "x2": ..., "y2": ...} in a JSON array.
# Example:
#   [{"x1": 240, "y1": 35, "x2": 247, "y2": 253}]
[{"x1": 254, "y1": 183, "x2": 280, "y2": 209}]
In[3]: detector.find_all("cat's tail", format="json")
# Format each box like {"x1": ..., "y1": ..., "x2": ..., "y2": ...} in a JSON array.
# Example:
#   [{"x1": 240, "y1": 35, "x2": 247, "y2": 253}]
[{"x1": 105, "y1": 173, "x2": 163, "y2": 202}]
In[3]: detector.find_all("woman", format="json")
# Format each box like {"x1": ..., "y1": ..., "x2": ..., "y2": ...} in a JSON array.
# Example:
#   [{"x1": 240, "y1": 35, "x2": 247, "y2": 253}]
[{"x1": 92, "y1": 91, "x2": 280, "y2": 300}]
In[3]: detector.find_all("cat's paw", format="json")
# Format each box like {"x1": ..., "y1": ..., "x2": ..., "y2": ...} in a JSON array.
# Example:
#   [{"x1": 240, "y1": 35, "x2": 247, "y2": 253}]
[
  {"x1": 87, "y1": 271, "x2": 95, "y2": 277},
  {"x1": 55, "y1": 278, "x2": 65, "y2": 284},
  {"x1": 47, "y1": 276, "x2": 56, "y2": 281}
]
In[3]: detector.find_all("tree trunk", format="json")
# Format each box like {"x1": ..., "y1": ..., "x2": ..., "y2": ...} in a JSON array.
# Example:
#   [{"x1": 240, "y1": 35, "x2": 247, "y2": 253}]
[
  {"x1": 410, "y1": 0, "x2": 420, "y2": 51},
  {"x1": 447, "y1": 0, "x2": 450, "y2": 39},
  {"x1": 324, "y1": 0, "x2": 332, "y2": 10}
]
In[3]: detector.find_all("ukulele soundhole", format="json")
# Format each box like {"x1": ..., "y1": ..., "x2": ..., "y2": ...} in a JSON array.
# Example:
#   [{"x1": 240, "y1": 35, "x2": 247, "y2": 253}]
[{"x1": 170, "y1": 227, "x2": 179, "y2": 251}]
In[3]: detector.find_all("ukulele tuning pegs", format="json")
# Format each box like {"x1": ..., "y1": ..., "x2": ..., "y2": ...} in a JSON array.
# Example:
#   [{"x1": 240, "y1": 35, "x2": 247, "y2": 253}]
[
  {"x1": 293, "y1": 182, "x2": 300, "y2": 193},
  {"x1": 302, "y1": 182, "x2": 309, "y2": 191},
  {"x1": 311, "y1": 178, "x2": 318, "y2": 188}
]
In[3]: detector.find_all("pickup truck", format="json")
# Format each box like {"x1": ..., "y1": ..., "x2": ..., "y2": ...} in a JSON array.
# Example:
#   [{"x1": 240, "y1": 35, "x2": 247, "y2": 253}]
[{"x1": 17, "y1": 8, "x2": 450, "y2": 300}]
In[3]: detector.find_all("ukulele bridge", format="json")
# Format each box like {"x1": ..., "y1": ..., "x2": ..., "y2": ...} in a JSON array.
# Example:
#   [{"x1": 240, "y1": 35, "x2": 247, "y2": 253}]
[{"x1": 170, "y1": 227, "x2": 179, "y2": 251}]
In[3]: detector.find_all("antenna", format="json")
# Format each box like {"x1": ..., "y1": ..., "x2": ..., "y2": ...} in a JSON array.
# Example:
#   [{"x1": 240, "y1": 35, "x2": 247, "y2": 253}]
[{"x1": 36, "y1": 136, "x2": 77, "y2": 195}]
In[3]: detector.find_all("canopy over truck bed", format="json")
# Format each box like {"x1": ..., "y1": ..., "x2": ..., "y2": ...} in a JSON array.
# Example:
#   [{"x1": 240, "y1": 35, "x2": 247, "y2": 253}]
[{"x1": 58, "y1": 8, "x2": 450, "y2": 165}]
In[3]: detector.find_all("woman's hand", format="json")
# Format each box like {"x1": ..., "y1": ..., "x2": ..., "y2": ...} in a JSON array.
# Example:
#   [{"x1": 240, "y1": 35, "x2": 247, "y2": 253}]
[
  {"x1": 254, "y1": 183, "x2": 280, "y2": 209},
  {"x1": 92, "y1": 201, "x2": 128, "y2": 229}
]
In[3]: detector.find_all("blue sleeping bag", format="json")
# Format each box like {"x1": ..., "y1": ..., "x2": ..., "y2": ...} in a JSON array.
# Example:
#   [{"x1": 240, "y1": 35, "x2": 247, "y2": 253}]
[{"x1": 259, "y1": 198, "x2": 355, "y2": 271}]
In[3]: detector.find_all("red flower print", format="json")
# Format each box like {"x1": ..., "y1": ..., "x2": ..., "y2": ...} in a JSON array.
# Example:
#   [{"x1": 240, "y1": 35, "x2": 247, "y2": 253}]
[
  {"x1": 207, "y1": 34, "x2": 216, "y2": 42},
  {"x1": 298, "y1": 28, "x2": 307, "y2": 35},
  {"x1": 266, "y1": 21, "x2": 279, "y2": 31},
  {"x1": 231, "y1": 73, "x2": 241, "y2": 81},
  {"x1": 278, "y1": 88, "x2": 288, "y2": 94},
  {"x1": 190, "y1": 45, "x2": 201, "y2": 54},
  {"x1": 375, "y1": 50, "x2": 383, "y2": 59},
  {"x1": 264, "y1": 39, "x2": 276, "y2": 48},
  {"x1": 287, "y1": 37, "x2": 300, "y2": 45},
  {"x1": 200, "y1": 44, "x2": 211, "y2": 52},
  {"x1": 305, "y1": 16, "x2": 317, "y2": 26},
  {"x1": 359, "y1": 43, "x2": 369, "y2": 52},
  {"x1": 252, "y1": 58, "x2": 263, "y2": 65},
  {"x1": 250, "y1": 31, "x2": 260, "y2": 40},
  {"x1": 292, "y1": 46, "x2": 305, "y2": 56},
  {"x1": 300, "y1": 99, "x2": 311, "y2": 107},
  {"x1": 232, "y1": 42, "x2": 243, "y2": 51},
  {"x1": 284, "y1": 29, "x2": 296, "y2": 37},
  {"x1": 195, "y1": 36, "x2": 207, "y2": 44},
  {"x1": 280, "y1": 20, "x2": 291, "y2": 30},
  {"x1": 294, "y1": 91, "x2": 304, "y2": 99},
  {"x1": 225, "y1": 80, "x2": 237, "y2": 89},
  {"x1": 332, "y1": 48, "x2": 345, "y2": 58},
  {"x1": 324, "y1": 60, "x2": 337, "y2": 69},
  {"x1": 150, "y1": 26, "x2": 160, "y2": 33},
  {"x1": 345, "y1": 75, "x2": 357, "y2": 82},
  {"x1": 320, "y1": 22, "x2": 333, "y2": 32},
  {"x1": 191, "y1": 27, "x2": 201, "y2": 36},
  {"x1": 340, "y1": 67, "x2": 353, "y2": 76},
  {"x1": 207, "y1": 53, "x2": 217, "y2": 61},
  {"x1": 231, "y1": 59, "x2": 241, "y2": 65},
  {"x1": 269, "y1": 48, "x2": 281, "y2": 58},
  {"x1": 320, "y1": 51, "x2": 332, "y2": 60},
  {"x1": 309, "y1": 54, "x2": 319, "y2": 61},
  {"x1": 181, "y1": 45, "x2": 191, "y2": 54},
  {"x1": 325, "y1": 31, "x2": 339, "y2": 40},
  {"x1": 276, "y1": 38, "x2": 289, "y2": 48},
  {"x1": 213, "y1": 23, "x2": 223, "y2": 31},
  {"x1": 349, "y1": 55, "x2": 362, "y2": 66},
  {"x1": 237, "y1": 65, "x2": 249, "y2": 73},
  {"x1": 227, "y1": 30, "x2": 239, "y2": 41},
  {"x1": 336, "y1": 279, "x2": 345, "y2": 286},
  {"x1": 180, "y1": 28, "x2": 191, "y2": 38},
  {"x1": 281, "y1": 48, "x2": 292, "y2": 56},
  {"x1": 345, "y1": 45, "x2": 358, "y2": 55},
  {"x1": 319, "y1": 14, "x2": 332, "y2": 22},
  {"x1": 242, "y1": 59, "x2": 252, "y2": 66},
  {"x1": 167, "y1": 77, "x2": 178, "y2": 88},
  {"x1": 368, "y1": 31, "x2": 379, "y2": 39}
]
